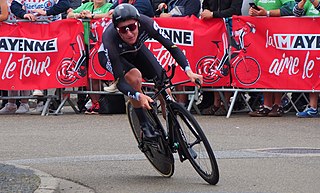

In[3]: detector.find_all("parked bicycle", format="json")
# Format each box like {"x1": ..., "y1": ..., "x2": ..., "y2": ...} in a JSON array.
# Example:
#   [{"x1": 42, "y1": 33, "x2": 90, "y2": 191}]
[{"x1": 127, "y1": 65, "x2": 219, "y2": 185}]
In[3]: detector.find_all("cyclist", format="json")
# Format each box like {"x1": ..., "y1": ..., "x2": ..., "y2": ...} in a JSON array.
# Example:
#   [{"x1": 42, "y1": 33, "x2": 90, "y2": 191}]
[{"x1": 98, "y1": 3, "x2": 203, "y2": 140}]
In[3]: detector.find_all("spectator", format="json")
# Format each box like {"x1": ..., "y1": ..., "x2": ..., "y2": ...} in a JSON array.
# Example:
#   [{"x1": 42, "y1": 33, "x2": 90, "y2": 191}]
[
  {"x1": 248, "y1": 0, "x2": 295, "y2": 117},
  {"x1": 110, "y1": 0, "x2": 155, "y2": 17},
  {"x1": 67, "y1": 0, "x2": 113, "y2": 115},
  {"x1": 0, "y1": 0, "x2": 8, "y2": 21},
  {"x1": 199, "y1": 0, "x2": 243, "y2": 116},
  {"x1": 158, "y1": 0, "x2": 200, "y2": 17},
  {"x1": 293, "y1": 0, "x2": 320, "y2": 118},
  {"x1": 157, "y1": 0, "x2": 200, "y2": 108},
  {"x1": 11, "y1": 0, "x2": 70, "y2": 22}
]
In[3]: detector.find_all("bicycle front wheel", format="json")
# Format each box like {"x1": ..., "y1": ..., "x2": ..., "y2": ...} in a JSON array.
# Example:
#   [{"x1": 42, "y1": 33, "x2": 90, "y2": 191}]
[
  {"x1": 126, "y1": 102, "x2": 174, "y2": 177},
  {"x1": 171, "y1": 103, "x2": 219, "y2": 185}
]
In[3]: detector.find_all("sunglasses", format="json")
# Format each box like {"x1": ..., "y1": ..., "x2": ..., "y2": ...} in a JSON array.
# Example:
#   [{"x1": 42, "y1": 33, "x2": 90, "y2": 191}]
[{"x1": 117, "y1": 22, "x2": 138, "y2": 34}]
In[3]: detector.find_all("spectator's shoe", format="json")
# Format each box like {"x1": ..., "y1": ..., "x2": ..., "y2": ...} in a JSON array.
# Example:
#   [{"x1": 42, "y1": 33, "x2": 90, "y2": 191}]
[
  {"x1": 15, "y1": 103, "x2": 29, "y2": 114},
  {"x1": 140, "y1": 122, "x2": 158, "y2": 143},
  {"x1": 33, "y1": 90, "x2": 44, "y2": 96},
  {"x1": 201, "y1": 105, "x2": 219, "y2": 115},
  {"x1": 0, "y1": 103, "x2": 17, "y2": 114},
  {"x1": 268, "y1": 104, "x2": 284, "y2": 117},
  {"x1": 104, "y1": 82, "x2": 119, "y2": 93},
  {"x1": 30, "y1": 101, "x2": 44, "y2": 115},
  {"x1": 214, "y1": 106, "x2": 227, "y2": 116},
  {"x1": 85, "y1": 101, "x2": 100, "y2": 115},
  {"x1": 248, "y1": 106, "x2": 271, "y2": 117},
  {"x1": 296, "y1": 107, "x2": 319, "y2": 118}
]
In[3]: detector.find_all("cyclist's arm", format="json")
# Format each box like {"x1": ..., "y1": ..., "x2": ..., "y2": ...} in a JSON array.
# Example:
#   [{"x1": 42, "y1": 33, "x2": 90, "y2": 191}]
[{"x1": 144, "y1": 16, "x2": 190, "y2": 72}]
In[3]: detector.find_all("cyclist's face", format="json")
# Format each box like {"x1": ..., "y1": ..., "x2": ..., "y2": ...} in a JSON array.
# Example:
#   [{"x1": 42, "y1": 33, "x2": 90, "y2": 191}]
[{"x1": 117, "y1": 19, "x2": 139, "y2": 45}]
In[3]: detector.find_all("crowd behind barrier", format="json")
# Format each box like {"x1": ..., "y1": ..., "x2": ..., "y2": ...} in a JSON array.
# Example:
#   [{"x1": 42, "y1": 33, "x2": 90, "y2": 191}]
[{"x1": 0, "y1": 16, "x2": 319, "y2": 117}]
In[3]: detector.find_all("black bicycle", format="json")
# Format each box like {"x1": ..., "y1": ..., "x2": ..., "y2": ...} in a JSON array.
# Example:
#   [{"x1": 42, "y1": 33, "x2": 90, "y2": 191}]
[{"x1": 126, "y1": 65, "x2": 219, "y2": 185}]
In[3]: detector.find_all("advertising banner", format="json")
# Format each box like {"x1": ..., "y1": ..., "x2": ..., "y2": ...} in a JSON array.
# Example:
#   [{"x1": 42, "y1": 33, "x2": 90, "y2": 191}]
[
  {"x1": 0, "y1": 19, "x2": 87, "y2": 90},
  {"x1": 232, "y1": 16, "x2": 320, "y2": 90}
]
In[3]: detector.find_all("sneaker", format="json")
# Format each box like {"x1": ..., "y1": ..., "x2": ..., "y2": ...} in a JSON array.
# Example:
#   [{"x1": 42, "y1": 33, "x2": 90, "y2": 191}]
[
  {"x1": 268, "y1": 104, "x2": 284, "y2": 117},
  {"x1": 104, "y1": 82, "x2": 119, "y2": 93},
  {"x1": 85, "y1": 101, "x2": 100, "y2": 115},
  {"x1": 296, "y1": 106, "x2": 319, "y2": 118},
  {"x1": 248, "y1": 105, "x2": 271, "y2": 117},
  {"x1": 0, "y1": 103, "x2": 17, "y2": 114},
  {"x1": 15, "y1": 103, "x2": 29, "y2": 114},
  {"x1": 33, "y1": 90, "x2": 44, "y2": 96},
  {"x1": 29, "y1": 101, "x2": 44, "y2": 115}
]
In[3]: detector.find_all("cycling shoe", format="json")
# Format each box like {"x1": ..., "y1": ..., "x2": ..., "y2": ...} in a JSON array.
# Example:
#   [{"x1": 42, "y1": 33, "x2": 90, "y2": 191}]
[{"x1": 140, "y1": 122, "x2": 158, "y2": 142}]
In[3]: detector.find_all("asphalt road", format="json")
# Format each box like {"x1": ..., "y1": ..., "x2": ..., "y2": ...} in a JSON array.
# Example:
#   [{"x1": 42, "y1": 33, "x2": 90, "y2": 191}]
[{"x1": 0, "y1": 111, "x2": 319, "y2": 193}]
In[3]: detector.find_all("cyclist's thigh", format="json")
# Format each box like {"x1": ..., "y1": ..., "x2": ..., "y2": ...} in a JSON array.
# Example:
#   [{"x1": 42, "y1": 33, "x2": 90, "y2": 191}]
[{"x1": 134, "y1": 45, "x2": 163, "y2": 80}]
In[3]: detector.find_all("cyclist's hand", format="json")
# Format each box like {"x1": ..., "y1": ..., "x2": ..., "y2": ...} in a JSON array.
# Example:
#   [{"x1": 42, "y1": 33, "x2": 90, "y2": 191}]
[
  {"x1": 139, "y1": 93, "x2": 154, "y2": 110},
  {"x1": 186, "y1": 70, "x2": 203, "y2": 86}
]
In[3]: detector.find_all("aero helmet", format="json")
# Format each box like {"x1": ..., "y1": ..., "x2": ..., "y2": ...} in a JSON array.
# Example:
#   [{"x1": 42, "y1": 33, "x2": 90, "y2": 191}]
[{"x1": 112, "y1": 3, "x2": 140, "y2": 28}]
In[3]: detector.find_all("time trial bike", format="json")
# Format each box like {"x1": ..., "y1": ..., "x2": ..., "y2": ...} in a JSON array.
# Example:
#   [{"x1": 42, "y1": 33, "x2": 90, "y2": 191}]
[{"x1": 126, "y1": 65, "x2": 219, "y2": 185}]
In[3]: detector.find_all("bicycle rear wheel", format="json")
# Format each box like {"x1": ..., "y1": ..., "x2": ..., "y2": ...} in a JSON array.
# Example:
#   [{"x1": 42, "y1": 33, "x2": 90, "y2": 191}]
[
  {"x1": 170, "y1": 103, "x2": 219, "y2": 185},
  {"x1": 126, "y1": 102, "x2": 174, "y2": 177}
]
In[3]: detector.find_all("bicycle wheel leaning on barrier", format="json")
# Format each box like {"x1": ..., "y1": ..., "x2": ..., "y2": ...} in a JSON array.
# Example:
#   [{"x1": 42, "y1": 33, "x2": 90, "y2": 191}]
[{"x1": 127, "y1": 102, "x2": 175, "y2": 177}]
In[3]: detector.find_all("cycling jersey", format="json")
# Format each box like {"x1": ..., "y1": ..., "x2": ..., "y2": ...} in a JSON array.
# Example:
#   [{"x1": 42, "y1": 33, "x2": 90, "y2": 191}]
[{"x1": 100, "y1": 14, "x2": 190, "y2": 100}]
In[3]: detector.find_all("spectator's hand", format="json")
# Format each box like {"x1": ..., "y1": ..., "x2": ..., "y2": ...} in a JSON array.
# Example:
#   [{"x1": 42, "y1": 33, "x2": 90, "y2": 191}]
[
  {"x1": 33, "y1": 9, "x2": 46, "y2": 16},
  {"x1": 200, "y1": 9, "x2": 213, "y2": 20},
  {"x1": 249, "y1": 6, "x2": 267, "y2": 16},
  {"x1": 24, "y1": 13, "x2": 36, "y2": 21},
  {"x1": 157, "y1": 3, "x2": 167, "y2": 12},
  {"x1": 139, "y1": 93, "x2": 154, "y2": 110},
  {"x1": 80, "y1": 10, "x2": 91, "y2": 18},
  {"x1": 67, "y1": 8, "x2": 73, "y2": 14},
  {"x1": 159, "y1": 13, "x2": 172, "y2": 18}
]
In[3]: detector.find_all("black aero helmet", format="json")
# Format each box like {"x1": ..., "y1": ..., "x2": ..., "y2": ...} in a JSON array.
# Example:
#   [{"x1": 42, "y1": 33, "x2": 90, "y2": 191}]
[{"x1": 112, "y1": 3, "x2": 140, "y2": 28}]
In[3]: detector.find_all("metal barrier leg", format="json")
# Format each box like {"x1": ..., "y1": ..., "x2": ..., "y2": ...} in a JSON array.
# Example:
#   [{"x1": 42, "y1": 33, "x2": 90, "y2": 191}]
[
  {"x1": 41, "y1": 98, "x2": 51, "y2": 116},
  {"x1": 53, "y1": 95, "x2": 69, "y2": 115},
  {"x1": 227, "y1": 90, "x2": 238, "y2": 118}
]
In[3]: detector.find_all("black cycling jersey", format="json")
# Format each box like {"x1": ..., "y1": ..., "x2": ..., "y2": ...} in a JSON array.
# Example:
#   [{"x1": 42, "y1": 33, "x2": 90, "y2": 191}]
[{"x1": 99, "y1": 14, "x2": 190, "y2": 100}]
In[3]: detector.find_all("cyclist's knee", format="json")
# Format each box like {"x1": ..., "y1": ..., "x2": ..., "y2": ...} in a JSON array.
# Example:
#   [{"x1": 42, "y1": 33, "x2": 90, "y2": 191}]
[{"x1": 125, "y1": 68, "x2": 142, "y2": 90}]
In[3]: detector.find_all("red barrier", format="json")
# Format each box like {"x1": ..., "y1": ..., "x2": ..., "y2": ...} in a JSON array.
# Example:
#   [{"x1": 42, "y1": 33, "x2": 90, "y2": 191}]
[
  {"x1": 232, "y1": 16, "x2": 320, "y2": 90},
  {"x1": 0, "y1": 19, "x2": 87, "y2": 90}
]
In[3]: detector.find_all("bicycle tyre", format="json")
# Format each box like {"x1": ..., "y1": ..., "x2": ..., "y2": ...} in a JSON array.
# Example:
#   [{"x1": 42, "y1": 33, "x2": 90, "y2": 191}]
[
  {"x1": 170, "y1": 103, "x2": 219, "y2": 185},
  {"x1": 126, "y1": 102, "x2": 174, "y2": 177}
]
